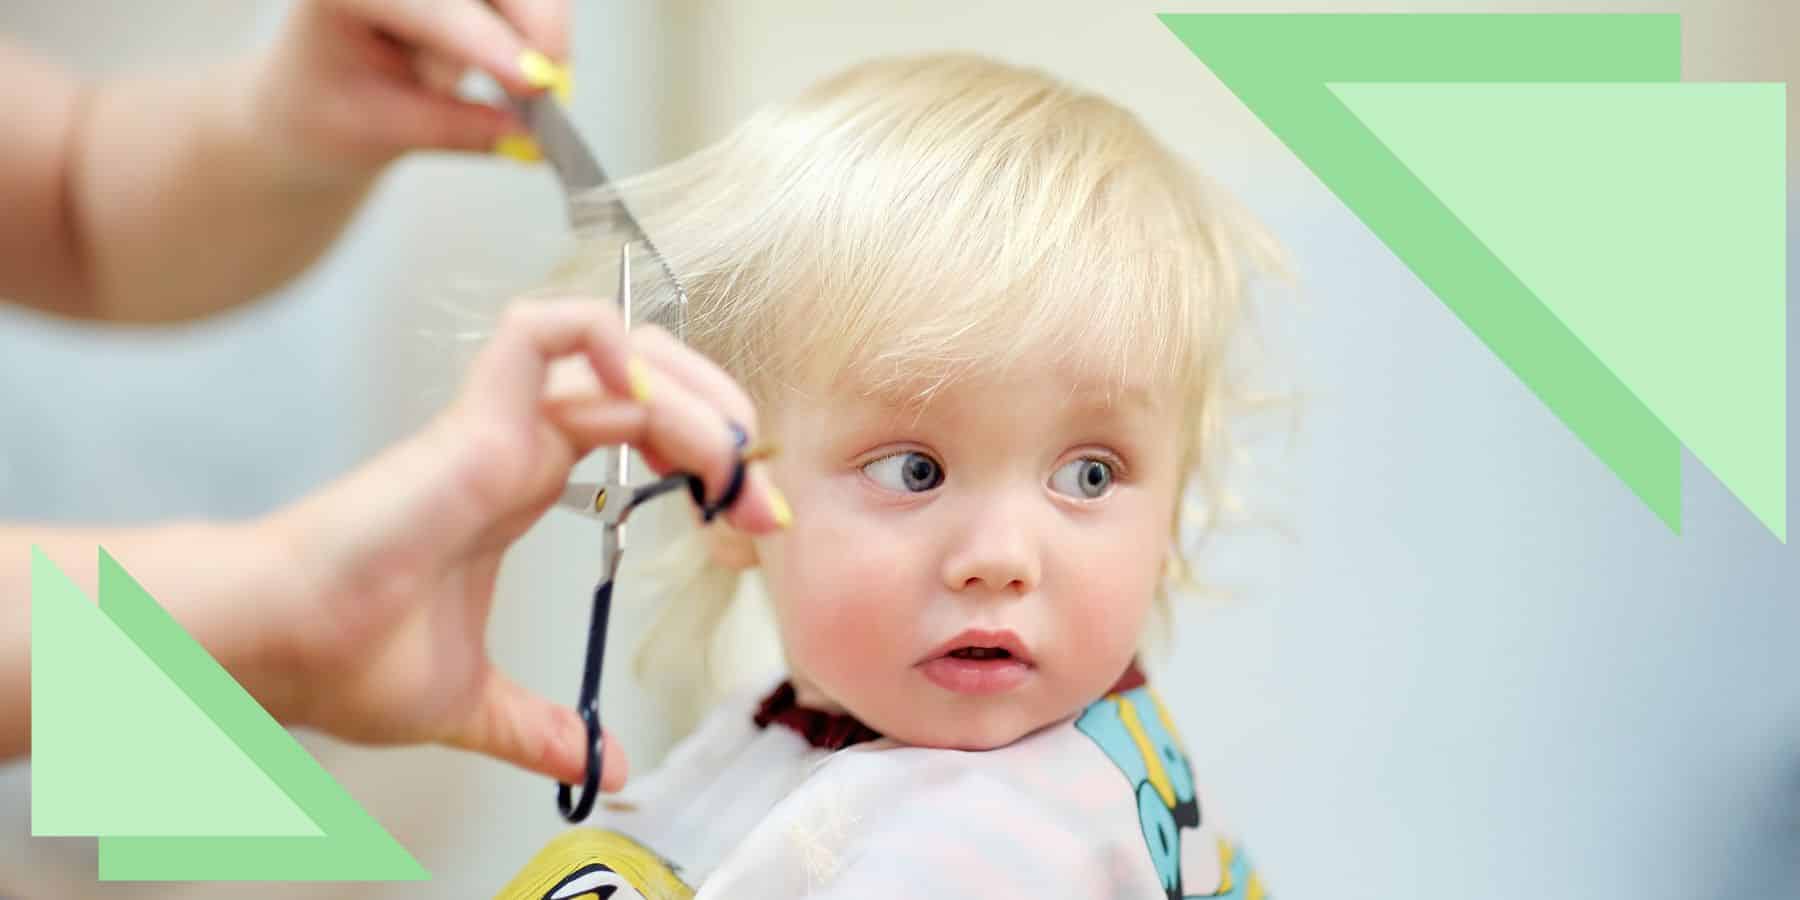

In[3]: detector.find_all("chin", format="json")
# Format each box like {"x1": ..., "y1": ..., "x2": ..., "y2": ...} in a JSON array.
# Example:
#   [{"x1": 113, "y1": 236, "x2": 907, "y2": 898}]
[{"x1": 878, "y1": 706, "x2": 1048, "y2": 751}]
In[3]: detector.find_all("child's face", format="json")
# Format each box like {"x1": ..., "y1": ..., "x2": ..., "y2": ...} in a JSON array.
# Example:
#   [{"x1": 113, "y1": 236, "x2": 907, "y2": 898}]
[{"x1": 751, "y1": 365, "x2": 1182, "y2": 750}]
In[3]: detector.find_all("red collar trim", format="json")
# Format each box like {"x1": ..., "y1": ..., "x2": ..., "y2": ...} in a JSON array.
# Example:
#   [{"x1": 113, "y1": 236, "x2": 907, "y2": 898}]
[{"x1": 753, "y1": 661, "x2": 1148, "y2": 750}]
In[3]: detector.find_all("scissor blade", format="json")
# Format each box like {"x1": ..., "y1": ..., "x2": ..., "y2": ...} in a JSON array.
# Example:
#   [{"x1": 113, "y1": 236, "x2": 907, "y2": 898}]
[{"x1": 557, "y1": 481, "x2": 606, "y2": 517}]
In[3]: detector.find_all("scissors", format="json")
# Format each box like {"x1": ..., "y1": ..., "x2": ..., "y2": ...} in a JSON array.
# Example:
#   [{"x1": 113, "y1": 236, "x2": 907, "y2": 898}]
[{"x1": 510, "y1": 90, "x2": 755, "y2": 823}]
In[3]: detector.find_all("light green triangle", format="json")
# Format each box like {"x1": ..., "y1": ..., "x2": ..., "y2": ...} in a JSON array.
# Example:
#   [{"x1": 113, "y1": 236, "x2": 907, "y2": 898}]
[
  {"x1": 1330, "y1": 83, "x2": 1787, "y2": 541},
  {"x1": 1162, "y1": 13, "x2": 1688, "y2": 533},
  {"x1": 30, "y1": 548, "x2": 322, "y2": 837}
]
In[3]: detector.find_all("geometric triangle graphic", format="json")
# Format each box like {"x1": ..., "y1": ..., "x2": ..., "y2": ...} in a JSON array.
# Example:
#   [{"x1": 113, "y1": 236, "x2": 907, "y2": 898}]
[
  {"x1": 31, "y1": 549, "x2": 322, "y2": 837},
  {"x1": 1331, "y1": 83, "x2": 1787, "y2": 540},
  {"x1": 31, "y1": 547, "x2": 428, "y2": 881},
  {"x1": 1162, "y1": 13, "x2": 1718, "y2": 533}
]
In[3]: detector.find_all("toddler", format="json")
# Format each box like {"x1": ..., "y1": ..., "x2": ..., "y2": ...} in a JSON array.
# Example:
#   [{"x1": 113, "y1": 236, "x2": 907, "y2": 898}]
[{"x1": 501, "y1": 52, "x2": 1283, "y2": 900}]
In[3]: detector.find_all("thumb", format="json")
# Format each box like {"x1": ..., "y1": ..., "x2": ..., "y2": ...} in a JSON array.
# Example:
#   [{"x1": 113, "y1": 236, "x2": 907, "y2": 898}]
[
  {"x1": 369, "y1": 79, "x2": 518, "y2": 155},
  {"x1": 448, "y1": 668, "x2": 629, "y2": 791}
]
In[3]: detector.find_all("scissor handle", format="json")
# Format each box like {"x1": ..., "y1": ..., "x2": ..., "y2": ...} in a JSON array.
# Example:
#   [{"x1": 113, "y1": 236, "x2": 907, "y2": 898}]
[
  {"x1": 688, "y1": 423, "x2": 751, "y2": 522},
  {"x1": 550, "y1": 423, "x2": 751, "y2": 824},
  {"x1": 555, "y1": 707, "x2": 602, "y2": 823},
  {"x1": 556, "y1": 577, "x2": 612, "y2": 823}
]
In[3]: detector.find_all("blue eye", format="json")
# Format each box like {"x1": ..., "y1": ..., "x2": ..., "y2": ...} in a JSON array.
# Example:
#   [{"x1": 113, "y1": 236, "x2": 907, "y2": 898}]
[
  {"x1": 863, "y1": 451, "x2": 944, "y2": 493},
  {"x1": 1050, "y1": 457, "x2": 1113, "y2": 499}
]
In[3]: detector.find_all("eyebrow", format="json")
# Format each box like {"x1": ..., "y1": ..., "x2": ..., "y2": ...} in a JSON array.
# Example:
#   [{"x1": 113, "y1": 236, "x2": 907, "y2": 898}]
[
  {"x1": 835, "y1": 375, "x2": 1157, "y2": 430},
  {"x1": 1058, "y1": 381, "x2": 1153, "y2": 411}
]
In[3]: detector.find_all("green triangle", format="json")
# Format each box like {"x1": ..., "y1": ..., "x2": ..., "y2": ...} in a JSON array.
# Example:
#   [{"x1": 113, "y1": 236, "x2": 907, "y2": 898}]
[
  {"x1": 31, "y1": 549, "x2": 322, "y2": 837},
  {"x1": 1161, "y1": 13, "x2": 1689, "y2": 531},
  {"x1": 30, "y1": 548, "x2": 427, "y2": 881},
  {"x1": 1331, "y1": 83, "x2": 1786, "y2": 540}
]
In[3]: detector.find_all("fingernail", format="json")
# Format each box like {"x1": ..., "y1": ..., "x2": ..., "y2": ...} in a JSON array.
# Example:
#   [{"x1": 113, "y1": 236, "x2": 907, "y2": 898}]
[
  {"x1": 518, "y1": 49, "x2": 558, "y2": 89},
  {"x1": 626, "y1": 357, "x2": 654, "y2": 403},
  {"x1": 741, "y1": 440, "x2": 780, "y2": 463},
  {"x1": 768, "y1": 485, "x2": 793, "y2": 529},
  {"x1": 492, "y1": 134, "x2": 542, "y2": 162},
  {"x1": 518, "y1": 50, "x2": 573, "y2": 103}
]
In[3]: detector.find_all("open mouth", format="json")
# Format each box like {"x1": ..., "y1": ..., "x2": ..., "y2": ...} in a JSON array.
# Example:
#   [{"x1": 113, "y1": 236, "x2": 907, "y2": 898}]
[
  {"x1": 921, "y1": 630, "x2": 1034, "y2": 694},
  {"x1": 946, "y1": 646, "x2": 1015, "y2": 661},
  {"x1": 925, "y1": 629, "x2": 1033, "y2": 666}
]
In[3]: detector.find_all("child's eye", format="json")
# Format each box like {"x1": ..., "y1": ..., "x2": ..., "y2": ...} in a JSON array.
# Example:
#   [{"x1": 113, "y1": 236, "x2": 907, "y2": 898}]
[
  {"x1": 862, "y1": 451, "x2": 945, "y2": 493},
  {"x1": 1050, "y1": 457, "x2": 1114, "y2": 499}
]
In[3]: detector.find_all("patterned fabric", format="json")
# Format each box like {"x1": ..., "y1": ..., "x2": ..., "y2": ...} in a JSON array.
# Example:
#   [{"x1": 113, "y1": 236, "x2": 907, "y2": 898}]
[{"x1": 499, "y1": 669, "x2": 1267, "y2": 899}]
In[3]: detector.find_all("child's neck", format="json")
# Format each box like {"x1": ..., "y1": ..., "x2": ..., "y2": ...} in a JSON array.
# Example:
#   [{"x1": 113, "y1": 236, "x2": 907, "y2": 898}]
[{"x1": 789, "y1": 674, "x2": 846, "y2": 714}]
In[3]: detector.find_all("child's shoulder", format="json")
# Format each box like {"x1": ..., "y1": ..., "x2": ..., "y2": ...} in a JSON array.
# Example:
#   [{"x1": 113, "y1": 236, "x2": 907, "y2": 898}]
[{"x1": 698, "y1": 686, "x2": 1268, "y2": 899}]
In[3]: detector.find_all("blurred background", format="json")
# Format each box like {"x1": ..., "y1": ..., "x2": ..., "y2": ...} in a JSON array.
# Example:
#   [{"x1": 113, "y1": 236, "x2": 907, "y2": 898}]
[{"x1": 0, "y1": 0, "x2": 1793, "y2": 896}]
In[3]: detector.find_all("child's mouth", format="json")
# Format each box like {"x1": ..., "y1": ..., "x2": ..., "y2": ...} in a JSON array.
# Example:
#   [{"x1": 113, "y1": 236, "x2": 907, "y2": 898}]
[
  {"x1": 920, "y1": 630, "x2": 1034, "y2": 695},
  {"x1": 947, "y1": 647, "x2": 1013, "y2": 660}
]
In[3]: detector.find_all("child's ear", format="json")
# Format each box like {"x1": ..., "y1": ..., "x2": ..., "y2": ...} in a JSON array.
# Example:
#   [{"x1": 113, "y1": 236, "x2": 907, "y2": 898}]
[{"x1": 705, "y1": 521, "x2": 760, "y2": 570}]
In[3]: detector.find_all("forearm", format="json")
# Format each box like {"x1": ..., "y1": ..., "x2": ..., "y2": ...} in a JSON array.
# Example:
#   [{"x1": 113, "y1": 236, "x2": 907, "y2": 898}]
[
  {"x1": 0, "y1": 518, "x2": 308, "y2": 762},
  {"x1": 58, "y1": 56, "x2": 379, "y2": 323}
]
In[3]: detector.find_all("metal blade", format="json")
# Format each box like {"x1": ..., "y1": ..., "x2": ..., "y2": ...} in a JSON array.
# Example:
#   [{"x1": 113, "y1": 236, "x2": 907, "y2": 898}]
[
  {"x1": 510, "y1": 95, "x2": 632, "y2": 233},
  {"x1": 512, "y1": 95, "x2": 691, "y2": 327}
]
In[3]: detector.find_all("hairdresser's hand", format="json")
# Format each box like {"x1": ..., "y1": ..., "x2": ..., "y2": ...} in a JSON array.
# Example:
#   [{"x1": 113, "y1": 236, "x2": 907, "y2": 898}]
[
  {"x1": 257, "y1": 298, "x2": 788, "y2": 787},
  {"x1": 252, "y1": 0, "x2": 571, "y2": 182}
]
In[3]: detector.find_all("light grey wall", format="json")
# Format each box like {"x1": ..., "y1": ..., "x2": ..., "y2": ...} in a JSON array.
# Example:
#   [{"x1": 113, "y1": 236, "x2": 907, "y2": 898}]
[{"x1": 1169, "y1": 193, "x2": 1798, "y2": 898}]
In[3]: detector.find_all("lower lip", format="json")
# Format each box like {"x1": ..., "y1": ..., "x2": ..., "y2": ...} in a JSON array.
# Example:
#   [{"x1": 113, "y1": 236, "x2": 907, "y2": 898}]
[{"x1": 919, "y1": 656, "x2": 1032, "y2": 695}]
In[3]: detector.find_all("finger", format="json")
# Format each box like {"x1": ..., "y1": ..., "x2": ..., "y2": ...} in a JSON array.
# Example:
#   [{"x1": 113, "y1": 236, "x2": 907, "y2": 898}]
[
  {"x1": 629, "y1": 325, "x2": 758, "y2": 435},
  {"x1": 612, "y1": 364, "x2": 738, "y2": 499},
  {"x1": 490, "y1": 0, "x2": 570, "y2": 61},
  {"x1": 541, "y1": 359, "x2": 779, "y2": 531},
  {"x1": 543, "y1": 393, "x2": 648, "y2": 457},
  {"x1": 543, "y1": 363, "x2": 785, "y2": 534},
  {"x1": 364, "y1": 79, "x2": 519, "y2": 154},
  {"x1": 631, "y1": 327, "x2": 785, "y2": 533},
  {"x1": 733, "y1": 460, "x2": 790, "y2": 535},
  {"x1": 337, "y1": 0, "x2": 541, "y2": 95},
  {"x1": 411, "y1": 49, "x2": 468, "y2": 98},
  {"x1": 448, "y1": 668, "x2": 628, "y2": 790},
  {"x1": 464, "y1": 298, "x2": 638, "y2": 424}
]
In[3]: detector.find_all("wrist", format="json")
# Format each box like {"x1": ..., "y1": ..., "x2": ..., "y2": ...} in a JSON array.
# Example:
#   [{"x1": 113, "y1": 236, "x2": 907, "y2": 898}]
[
  {"x1": 203, "y1": 515, "x2": 318, "y2": 728},
  {"x1": 245, "y1": 427, "x2": 467, "y2": 731},
  {"x1": 102, "y1": 517, "x2": 317, "y2": 728}
]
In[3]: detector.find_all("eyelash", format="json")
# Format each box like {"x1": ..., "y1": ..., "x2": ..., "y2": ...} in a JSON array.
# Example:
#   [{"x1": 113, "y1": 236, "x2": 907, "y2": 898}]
[{"x1": 856, "y1": 448, "x2": 1130, "y2": 493}]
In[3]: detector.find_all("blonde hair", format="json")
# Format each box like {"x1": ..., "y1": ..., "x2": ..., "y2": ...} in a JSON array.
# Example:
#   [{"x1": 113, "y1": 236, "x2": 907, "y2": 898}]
[{"x1": 537, "y1": 53, "x2": 1286, "y2": 717}]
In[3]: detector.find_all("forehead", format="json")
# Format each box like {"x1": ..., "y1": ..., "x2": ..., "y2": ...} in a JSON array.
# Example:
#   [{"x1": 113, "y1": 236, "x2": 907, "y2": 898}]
[{"x1": 783, "y1": 365, "x2": 1164, "y2": 431}]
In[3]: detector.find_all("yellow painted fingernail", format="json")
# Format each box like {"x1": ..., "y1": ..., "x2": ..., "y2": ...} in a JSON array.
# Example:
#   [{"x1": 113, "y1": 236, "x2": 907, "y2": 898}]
[
  {"x1": 518, "y1": 50, "x2": 573, "y2": 103},
  {"x1": 519, "y1": 50, "x2": 559, "y2": 89},
  {"x1": 741, "y1": 440, "x2": 779, "y2": 463},
  {"x1": 768, "y1": 486, "x2": 793, "y2": 529},
  {"x1": 626, "y1": 357, "x2": 653, "y2": 403},
  {"x1": 492, "y1": 134, "x2": 541, "y2": 162}
]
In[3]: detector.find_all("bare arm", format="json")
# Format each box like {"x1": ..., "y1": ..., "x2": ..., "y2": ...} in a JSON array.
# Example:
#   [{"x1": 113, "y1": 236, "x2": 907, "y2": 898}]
[
  {"x1": 0, "y1": 297, "x2": 787, "y2": 782},
  {"x1": 0, "y1": 519, "x2": 305, "y2": 762},
  {"x1": 0, "y1": 43, "x2": 375, "y2": 323},
  {"x1": 0, "y1": 0, "x2": 577, "y2": 324}
]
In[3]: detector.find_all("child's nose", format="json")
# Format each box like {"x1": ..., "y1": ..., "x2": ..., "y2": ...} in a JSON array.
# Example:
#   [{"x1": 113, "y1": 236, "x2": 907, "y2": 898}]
[{"x1": 939, "y1": 497, "x2": 1041, "y2": 596}]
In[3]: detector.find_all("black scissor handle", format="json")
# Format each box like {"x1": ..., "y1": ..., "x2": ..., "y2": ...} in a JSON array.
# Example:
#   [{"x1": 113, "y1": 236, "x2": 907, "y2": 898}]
[
  {"x1": 552, "y1": 422, "x2": 753, "y2": 824},
  {"x1": 687, "y1": 423, "x2": 751, "y2": 522},
  {"x1": 556, "y1": 578, "x2": 611, "y2": 823}
]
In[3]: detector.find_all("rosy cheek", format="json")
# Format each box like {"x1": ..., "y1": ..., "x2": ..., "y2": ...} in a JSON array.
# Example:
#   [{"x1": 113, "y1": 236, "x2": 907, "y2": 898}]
[
  {"x1": 1066, "y1": 538, "x2": 1161, "y2": 647},
  {"x1": 772, "y1": 509, "x2": 912, "y2": 671}
]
